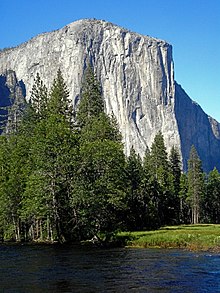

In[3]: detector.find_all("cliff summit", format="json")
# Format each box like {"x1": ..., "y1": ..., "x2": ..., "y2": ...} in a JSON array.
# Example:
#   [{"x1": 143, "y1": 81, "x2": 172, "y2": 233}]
[{"x1": 0, "y1": 19, "x2": 219, "y2": 171}]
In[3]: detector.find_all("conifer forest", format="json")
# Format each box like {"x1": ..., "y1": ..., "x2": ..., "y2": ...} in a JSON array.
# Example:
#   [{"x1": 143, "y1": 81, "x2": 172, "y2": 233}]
[{"x1": 0, "y1": 66, "x2": 220, "y2": 244}]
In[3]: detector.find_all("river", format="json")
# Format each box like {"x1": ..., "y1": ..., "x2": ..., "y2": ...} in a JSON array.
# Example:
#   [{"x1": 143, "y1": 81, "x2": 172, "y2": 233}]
[{"x1": 0, "y1": 244, "x2": 220, "y2": 292}]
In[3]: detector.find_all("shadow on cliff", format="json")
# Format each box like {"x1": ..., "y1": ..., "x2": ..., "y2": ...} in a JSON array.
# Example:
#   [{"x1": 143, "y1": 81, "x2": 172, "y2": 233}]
[
  {"x1": 174, "y1": 82, "x2": 220, "y2": 173},
  {"x1": 0, "y1": 72, "x2": 26, "y2": 133},
  {"x1": 0, "y1": 75, "x2": 11, "y2": 105},
  {"x1": 0, "y1": 75, "x2": 11, "y2": 132}
]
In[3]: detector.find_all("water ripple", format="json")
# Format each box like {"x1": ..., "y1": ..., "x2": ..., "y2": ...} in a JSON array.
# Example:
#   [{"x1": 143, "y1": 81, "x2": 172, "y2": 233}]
[{"x1": 1, "y1": 244, "x2": 220, "y2": 292}]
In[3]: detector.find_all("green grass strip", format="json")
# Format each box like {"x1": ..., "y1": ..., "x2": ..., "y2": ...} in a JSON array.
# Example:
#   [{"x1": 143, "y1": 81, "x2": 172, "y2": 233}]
[{"x1": 117, "y1": 224, "x2": 220, "y2": 251}]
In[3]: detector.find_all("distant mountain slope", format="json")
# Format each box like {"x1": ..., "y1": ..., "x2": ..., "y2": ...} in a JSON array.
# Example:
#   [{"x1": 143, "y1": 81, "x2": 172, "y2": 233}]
[{"x1": 175, "y1": 82, "x2": 220, "y2": 171}]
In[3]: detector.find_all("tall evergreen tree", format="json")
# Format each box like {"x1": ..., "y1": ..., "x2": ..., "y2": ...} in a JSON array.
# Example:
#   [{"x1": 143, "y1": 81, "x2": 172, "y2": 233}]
[
  {"x1": 150, "y1": 132, "x2": 175, "y2": 225},
  {"x1": 203, "y1": 168, "x2": 220, "y2": 223},
  {"x1": 77, "y1": 65, "x2": 104, "y2": 127},
  {"x1": 169, "y1": 146, "x2": 182, "y2": 195},
  {"x1": 169, "y1": 146, "x2": 182, "y2": 223},
  {"x1": 0, "y1": 67, "x2": 127, "y2": 243},
  {"x1": 150, "y1": 131, "x2": 169, "y2": 182},
  {"x1": 30, "y1": 72, "x2": 48, "y2": 119},
  {"x1": 24, "y1": 70, "x2": 79, "y2": 242},
  {"x1": 0, "y1": 136, "x2": 15, "y2": 239},
  {"x1": 125, "y1": 147, "x2": 144, "y2": 230},
  {"x1": 0, "y1": 131, "x2": 30, "y2": 241},
  {"x1": 187, "y1": 145, "x2": 204, "y2": 224},
  {"x1": 73, "y1": 64, "x2": 126, "y2": 241},
  {"x1": 47, "y1": 69, "x2": 73, "y2": 119},
  {"x1": 178, "y1": 173, "x2": 190, "y2": 224},
  {"x1": 141, "y1": 146, "x2": 161, "y2": 229}
]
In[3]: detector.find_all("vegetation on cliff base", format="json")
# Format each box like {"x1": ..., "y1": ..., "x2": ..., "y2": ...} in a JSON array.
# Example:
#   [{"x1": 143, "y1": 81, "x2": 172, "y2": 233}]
[{"x1": 0, "y1": 66, "x2": 220, "y2": 244}]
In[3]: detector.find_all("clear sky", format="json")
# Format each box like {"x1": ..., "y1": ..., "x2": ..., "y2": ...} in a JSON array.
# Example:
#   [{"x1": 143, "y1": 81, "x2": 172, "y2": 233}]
[{"x1": 1, "y1": 0, "x2": 220, "y2": 121}]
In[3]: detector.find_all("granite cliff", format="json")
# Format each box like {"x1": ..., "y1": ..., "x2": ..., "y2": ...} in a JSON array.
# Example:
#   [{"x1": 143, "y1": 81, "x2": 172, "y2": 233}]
[
  {"x1": 0, "y1": 70, "x2": 26, "y2": 133},
  {"x1": 0, "y1": 19, "x2": 219, "y2": 171}
]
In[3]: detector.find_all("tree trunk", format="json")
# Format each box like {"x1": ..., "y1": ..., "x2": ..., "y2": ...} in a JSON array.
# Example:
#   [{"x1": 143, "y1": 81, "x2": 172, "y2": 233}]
[
  {"x1": 12, "y1": 215, "x2": 21, "y2": 242},
  {"x1": 36, "y1": 218, "x2": 39, "y2": 239},
  {"x1": 47, "y1": 215, "x2": 50, "y2": 241},
  {"x1": 39, "y1": 218, "x2": 43, "y2": 240}
]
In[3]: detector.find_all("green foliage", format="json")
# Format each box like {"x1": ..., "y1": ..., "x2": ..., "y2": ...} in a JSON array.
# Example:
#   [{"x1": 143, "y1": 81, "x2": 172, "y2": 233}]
[
  {"x1": 0, "y1": 130, "x2": 31, "y2": 241},
  {"x1": 0, "y1": 70, "x2": 80, "y2": 243},
  {"x1": 187, "y1": 145, "x2": 204, "y2": 224},
  {"x1": 169, "y1": 146, "x2": 181, "y2": 194},
  {"x1": 77, "y1": 65, "x2": 104, "y2": 127},
  {"x1": 1, "y1": 66, "x2": 220, "y2": 245},
  {"x1": 73, "y1": 65, "x2": 126, "y2": 240},
  {"x1": 72, "y1": 139, "x2": 126, "y2": 239},
  {"x1": 202, "y1": 168, "x2": 220, "y2": 223},
  {"x1": 141, "y1": 146, "x2": 161, "y2": 229},
  {"x1": 30, "y1": 72, "x2": 48, "y2": 119},
  {"x1": 168, "y1": 146, "x2": 182, "y2": 223},
  {"x1": 47, "y1": 69, "x2": 73, "y2": 120},
  {"x1": 80, "y1": 113, "x2": 121, "y2": 143},
  {"x1": 149, "y1": 132, "x2": 177, "y2": 226},
  {"x1": 124, "y1": 147, "x2": 144, "y2": 230},
  {"x1": 150, "y1": 132, "x2": 169, "y2": 176},
  {"x1": 30, "y1": 70, "x2": 79, "y2": 242},
  {"x1": 179, "y1": 173, "x2": 190, "y2": 224},
  {"x1": 118, "y1": 224, "x2": 220, "y2": 250}
]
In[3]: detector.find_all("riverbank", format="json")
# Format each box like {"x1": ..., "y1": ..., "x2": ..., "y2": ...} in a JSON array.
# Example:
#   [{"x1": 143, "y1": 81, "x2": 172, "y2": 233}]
[
  {"x1": 117, "y1": 224, "x2": 220, "y2": 251},
  {"x1": 2, "y1": 224, "x2": 220, "y2": 251}
]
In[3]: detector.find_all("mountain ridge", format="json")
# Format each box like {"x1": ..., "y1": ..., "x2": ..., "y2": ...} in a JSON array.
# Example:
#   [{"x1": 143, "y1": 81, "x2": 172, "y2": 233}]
[{"x1": 0, "y1": 18, "x2": 219, "y2": 171}]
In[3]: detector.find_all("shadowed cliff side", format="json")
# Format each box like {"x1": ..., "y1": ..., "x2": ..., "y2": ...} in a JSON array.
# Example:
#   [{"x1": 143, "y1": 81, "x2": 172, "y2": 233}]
[
  {"x1": 174, "y1": 82, "x2": 220, "y2": 172},
  {"x1": 0, "y1": 70, "x2": 26, "y2": 133}
]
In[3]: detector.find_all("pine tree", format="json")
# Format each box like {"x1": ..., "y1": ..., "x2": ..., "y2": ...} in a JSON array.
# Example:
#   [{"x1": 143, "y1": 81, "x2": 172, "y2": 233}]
[
  {"x1": 0, "y1": 86, "x2": 37, "y2": 241},
  {"x1": 73, "y1": 65, "x2": 126, "y2": 241},
  {"x1": 77, "y1": 64, "x2": 104, "y2": 127},
  {"x1": 79, "y1": 112, "x2": 121, "y2": 143},
  {"x1": 150, "y1": 132, "x2": 175, "y2": 225},
  {"x1": 187, "y1": 145, "x2": 204, "y2": 224},
  {"x1": 125, "y1": 147, "x2": 144, "y2": 230},
  {"x1": 169, "y1": 146, "x2": 182, "y2": 194},
  {"x1": 37, "y1": 70, "x2": 78, "y2": 242},
  {"x1": 203, "y1": 168, "x2": 220, "y2": 223},
  {"x1": 24, "y1": 70, "x2": 79, "y2": 242},
  {"x1": 73, "y1": 138, "x2": 126, "y2": 240},
  {"x1": 0, "y1": 132, "x2": 30, "y2": 241},
  {"x1": 179, "y1": 173, "x2": 190, "y2": 224},
  {"x1": 30, "y1": 72, "x2": 48, "y2": 119},
  {"x1": 169, "y1": 146, "x2": 182, "y2": 223},
  {"x1": 0, "y1": 136, "x2": 13, "y2": 239},
  {"x1": 47, "y1": 69, "x2": 73, "y2": 119},
  {"x1": 141, "y1": 146, "x2": 161, "y2": 229},
  {"x1": 150, "y1": 132, "x2": 169, "y2": 180}
]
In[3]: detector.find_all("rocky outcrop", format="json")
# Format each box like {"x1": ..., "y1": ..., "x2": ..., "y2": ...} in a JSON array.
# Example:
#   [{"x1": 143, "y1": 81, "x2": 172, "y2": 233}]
[
  {"x1": 0, "y1": 70, "x2": 26, "y2": 133},
  {"x1": 175, "y1": 83, "x2": 220, "y2": 171},
  {"x1": 0, "y1": 19, "x2": 219, "y2": 171}
]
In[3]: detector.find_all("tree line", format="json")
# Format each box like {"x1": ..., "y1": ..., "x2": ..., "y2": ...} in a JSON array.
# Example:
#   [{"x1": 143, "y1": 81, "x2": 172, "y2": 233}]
[{"x1": 0, "y1": 66, "x2": 220, "y2": 243}]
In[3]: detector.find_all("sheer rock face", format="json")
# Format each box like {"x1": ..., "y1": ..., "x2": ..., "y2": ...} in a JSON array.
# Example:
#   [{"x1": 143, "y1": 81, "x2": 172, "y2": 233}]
[
  {"x1": 0, "y1": 70, "x2": 26, "y2": 133},
  {"x1": 175, "y1": 83, "x2": 220, "y2": 171},
  {"x1": 0, "y1": 19, "x2": 219, "y2": 171}
]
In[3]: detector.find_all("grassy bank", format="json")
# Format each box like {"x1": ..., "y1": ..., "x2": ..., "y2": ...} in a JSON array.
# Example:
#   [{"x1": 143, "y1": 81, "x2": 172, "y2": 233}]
[{"x1": 117, "y1": 224, "x2": 220, "y2": 251}]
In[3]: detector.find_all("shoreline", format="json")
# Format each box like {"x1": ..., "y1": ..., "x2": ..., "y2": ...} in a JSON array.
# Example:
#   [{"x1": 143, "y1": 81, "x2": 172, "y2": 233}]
[
  {"x1": 1, "y1": 224, "x2": 220, "y2": 252},
  {"x1": 117, "y1": 224, "x2": 220, "y2": 252}
]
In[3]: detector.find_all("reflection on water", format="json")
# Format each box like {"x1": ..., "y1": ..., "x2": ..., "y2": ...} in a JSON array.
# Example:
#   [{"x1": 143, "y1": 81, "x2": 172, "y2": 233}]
[{"x1": 0, "y1": 244, "x2": 220, "y2": 292}]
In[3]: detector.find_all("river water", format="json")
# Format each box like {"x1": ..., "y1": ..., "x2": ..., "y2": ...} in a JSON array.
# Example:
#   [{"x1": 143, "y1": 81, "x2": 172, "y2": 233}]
[{"x1": 0, "y1": 244, "x2": 220, "y2": 292}]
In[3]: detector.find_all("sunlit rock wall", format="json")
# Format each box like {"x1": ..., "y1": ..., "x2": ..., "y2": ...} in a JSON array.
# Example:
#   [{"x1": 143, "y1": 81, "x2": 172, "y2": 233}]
[{"x1": 0, "y1": 19, "x2": 219, "y2": 171}]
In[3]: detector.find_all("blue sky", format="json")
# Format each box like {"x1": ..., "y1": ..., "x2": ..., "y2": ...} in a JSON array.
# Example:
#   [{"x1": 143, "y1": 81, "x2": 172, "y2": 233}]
[{"x1": 1, "y1": 0, "x2": 220, "y2": 121}]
